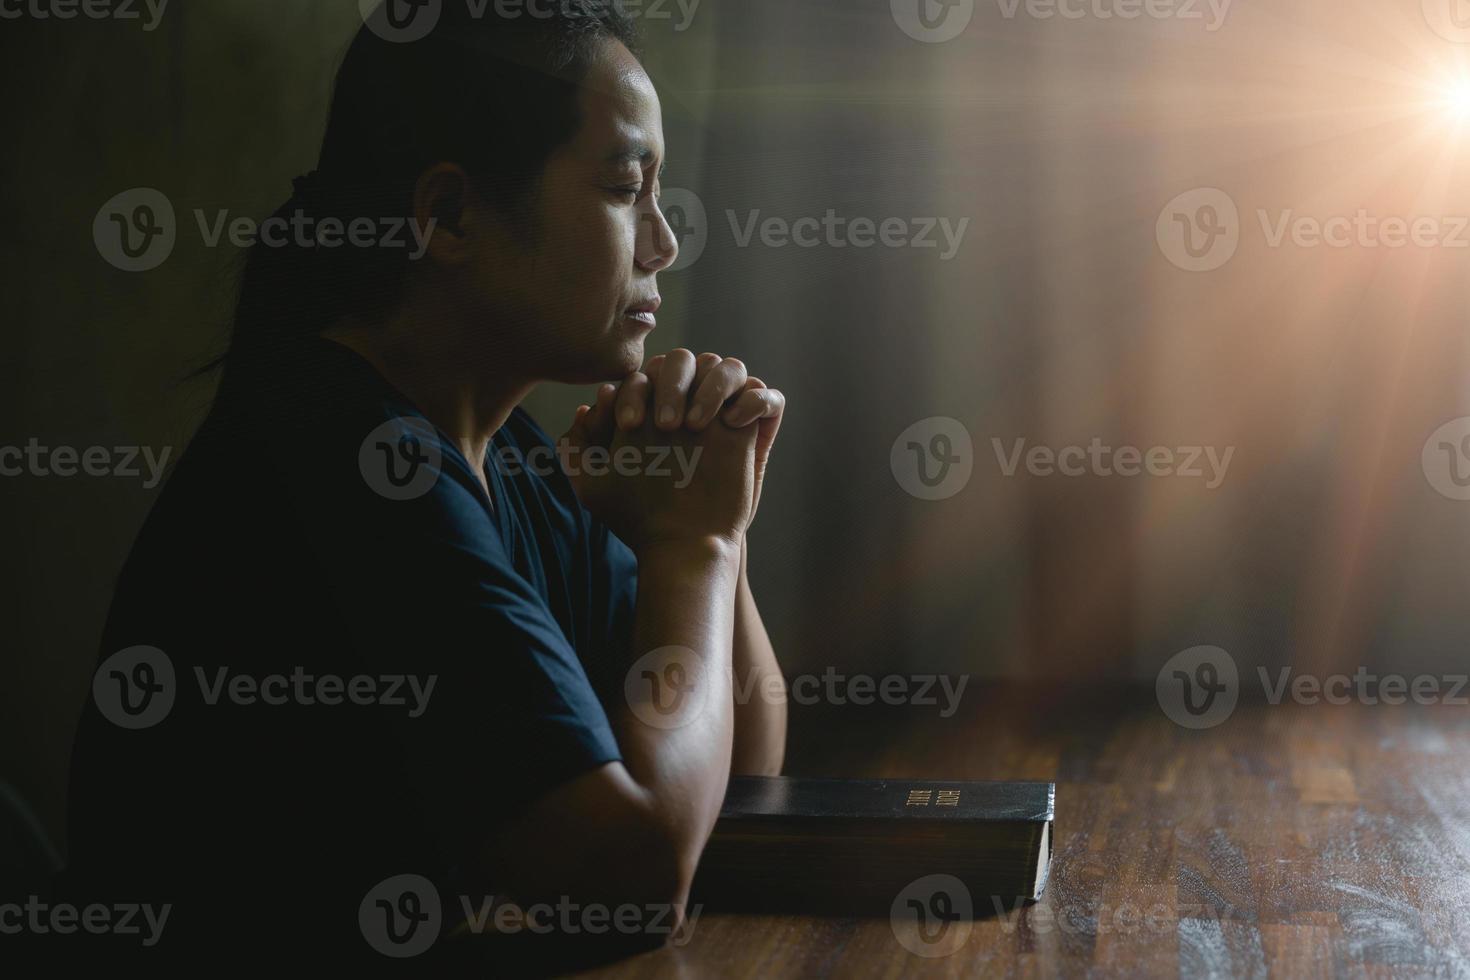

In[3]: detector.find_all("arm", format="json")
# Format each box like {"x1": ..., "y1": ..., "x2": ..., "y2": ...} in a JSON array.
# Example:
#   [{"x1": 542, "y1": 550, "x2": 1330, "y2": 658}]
[
  {"x1": 484, "y1": 535, "x2": 741, "y2": 927},
  {"x1": 484, "y1": 390, "x2": 757, "y2": 938},
  {"x1": 484, "y1": 352, "x2": 783, "y2": 938},
  {"x1": 635, "y1": 351, "x2": 789, "y2": 778},
  {"x1": 732, "y1": 541, "x2": 785, "y2": 776}
]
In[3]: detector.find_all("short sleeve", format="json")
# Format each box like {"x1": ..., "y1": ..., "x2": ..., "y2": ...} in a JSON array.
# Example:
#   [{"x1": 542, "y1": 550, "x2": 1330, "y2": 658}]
[
  {"x1": 295, "y1": 409, "x2": 625, "y2": 854},
  {"x1": 583, "y1": 516, "x2": 640, "y2": 694}
]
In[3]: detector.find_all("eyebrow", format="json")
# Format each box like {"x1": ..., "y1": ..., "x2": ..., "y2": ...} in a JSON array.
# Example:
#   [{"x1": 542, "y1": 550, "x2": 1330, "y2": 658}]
[{"x1": 605, "y1": 142, "x2": 666, "y2": 177}]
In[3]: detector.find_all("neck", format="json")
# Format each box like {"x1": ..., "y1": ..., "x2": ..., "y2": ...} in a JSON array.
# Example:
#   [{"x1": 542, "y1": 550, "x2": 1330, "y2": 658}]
[{"x1": 323, "y1": 306, "x2": 536, "y2": 474}]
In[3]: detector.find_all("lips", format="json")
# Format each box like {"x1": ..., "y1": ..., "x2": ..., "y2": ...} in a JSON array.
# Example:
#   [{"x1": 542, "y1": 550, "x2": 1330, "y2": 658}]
[{"x1": 625, "y1": 297, "x2": 661, "y2": 327}]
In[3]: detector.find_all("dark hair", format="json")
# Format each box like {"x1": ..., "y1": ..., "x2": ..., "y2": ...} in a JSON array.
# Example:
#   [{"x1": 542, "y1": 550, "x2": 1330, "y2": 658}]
[{"x1": 210, "y1": 1, "x2": 641, "y2": 394}]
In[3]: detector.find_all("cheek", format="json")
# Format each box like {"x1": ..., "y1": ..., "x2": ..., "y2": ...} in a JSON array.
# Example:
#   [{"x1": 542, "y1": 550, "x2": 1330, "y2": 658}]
[{"x1": 556, "y1": 209, "x2": 637, "y2": 317}]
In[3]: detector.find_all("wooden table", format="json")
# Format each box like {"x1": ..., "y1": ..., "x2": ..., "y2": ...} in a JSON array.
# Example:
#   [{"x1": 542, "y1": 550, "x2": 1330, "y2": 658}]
[{"x1": 567, "y1": 682, "x2": 1470, "y2": 978}]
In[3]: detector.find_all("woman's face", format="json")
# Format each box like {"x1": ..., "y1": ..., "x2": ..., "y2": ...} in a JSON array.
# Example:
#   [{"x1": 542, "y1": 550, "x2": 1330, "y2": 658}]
[{"x1": 478, "y1": 39, "x2": 679, "y2": 385}]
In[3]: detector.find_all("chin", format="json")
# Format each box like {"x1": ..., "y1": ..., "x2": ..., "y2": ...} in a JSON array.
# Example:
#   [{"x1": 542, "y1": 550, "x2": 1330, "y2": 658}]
[{"x1": 561, "y1": 338, "x2": 646, "y2": 385}]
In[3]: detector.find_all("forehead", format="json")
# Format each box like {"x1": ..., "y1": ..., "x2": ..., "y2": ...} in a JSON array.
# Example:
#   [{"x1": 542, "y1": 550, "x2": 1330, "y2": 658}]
[{"x1": 572, "y1": 41, "x2": 664, "y2": 165}]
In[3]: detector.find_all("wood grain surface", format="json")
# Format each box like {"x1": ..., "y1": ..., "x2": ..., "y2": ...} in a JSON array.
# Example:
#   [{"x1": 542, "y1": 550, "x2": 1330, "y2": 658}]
[{"x1": 562, "y1": 682, "x2": 1470, "y2": 979}]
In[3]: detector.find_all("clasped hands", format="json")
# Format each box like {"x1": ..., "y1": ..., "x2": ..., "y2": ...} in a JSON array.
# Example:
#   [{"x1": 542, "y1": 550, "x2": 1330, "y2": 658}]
[{"x1": 561, "y1": 350, "x2": 785, "y2": 554}]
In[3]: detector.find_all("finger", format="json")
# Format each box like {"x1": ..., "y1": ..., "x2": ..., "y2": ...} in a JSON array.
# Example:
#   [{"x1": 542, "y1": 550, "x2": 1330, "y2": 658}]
[
  {"x1": 722, "y1": 384, "x2": 785, "y2": 428},
  {"x1": 653, "y1": 348, "x2": 697, "y2": 431},
  {"x1": 687, "y1": 357, "x2": 747, "y2": 431},
  {"x1": 643, "y1": 354, "x2": 666, "y2": 388},
  {"x1": 614, "y1": 372, "x2": 652, "y2": 430},
  {"x1": 563, "y1": 404, "x2": 592, "y2": 446},
  {"x1": 692, "y1": 352, "x2": 723, "y2": 390},
  {"x1": 585, "y1": 383, "x2": 620, "y2": 445}
]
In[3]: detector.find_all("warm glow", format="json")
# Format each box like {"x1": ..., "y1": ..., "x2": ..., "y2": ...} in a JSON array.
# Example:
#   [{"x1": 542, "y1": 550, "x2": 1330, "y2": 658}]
[{"x1": 1441, "y1": 77, "x2": 1470, "y2": 120}]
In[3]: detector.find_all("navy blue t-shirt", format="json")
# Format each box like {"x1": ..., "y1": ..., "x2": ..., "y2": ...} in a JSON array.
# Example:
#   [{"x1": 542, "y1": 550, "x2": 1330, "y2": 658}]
[{"x1": 66, "y1": 339, "x2": 638, "y2": 952}]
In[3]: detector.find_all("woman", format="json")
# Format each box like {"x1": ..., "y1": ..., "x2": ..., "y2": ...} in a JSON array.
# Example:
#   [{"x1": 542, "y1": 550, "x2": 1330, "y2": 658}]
[{"x1": 66, "y1": 1, "x2": 786, "y2": 965}]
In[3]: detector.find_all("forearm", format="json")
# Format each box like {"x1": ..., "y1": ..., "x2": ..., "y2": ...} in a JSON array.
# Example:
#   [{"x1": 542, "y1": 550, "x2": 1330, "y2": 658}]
[
  {"x1": 613, "y1": 536, "x2": 742, "y2": 887},
  {"x1": 731, "y1": 542, "x2": 786, "y2": 776}
]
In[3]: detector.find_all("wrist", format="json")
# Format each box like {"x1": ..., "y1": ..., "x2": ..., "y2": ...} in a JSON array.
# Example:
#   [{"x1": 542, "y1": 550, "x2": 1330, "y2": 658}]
[{"x1": 636, "y1": 533, "x2": 743, "y2": 568}]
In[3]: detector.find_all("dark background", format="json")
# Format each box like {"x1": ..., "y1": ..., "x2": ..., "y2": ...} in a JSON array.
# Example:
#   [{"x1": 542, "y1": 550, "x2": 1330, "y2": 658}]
[{"x1": 4, "y1": 0, "x2": 1469, "y2": 857}]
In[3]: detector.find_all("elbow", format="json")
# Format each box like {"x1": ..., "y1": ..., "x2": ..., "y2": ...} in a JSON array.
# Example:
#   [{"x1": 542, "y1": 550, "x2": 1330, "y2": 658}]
[{"x1": 587, "y1": 807, "x2": 697, "y2": 947}]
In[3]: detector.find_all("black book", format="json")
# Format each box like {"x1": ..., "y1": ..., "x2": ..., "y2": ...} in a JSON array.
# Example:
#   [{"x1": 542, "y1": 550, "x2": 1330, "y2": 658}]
[{"x1": 692, "y1": 776, "x2": 1055, "y2": 915}]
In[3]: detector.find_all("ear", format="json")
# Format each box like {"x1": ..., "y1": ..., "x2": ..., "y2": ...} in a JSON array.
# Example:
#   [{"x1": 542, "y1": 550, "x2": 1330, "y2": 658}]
[{"x1": 411, "y1": 162, "x2": 478, "y2": 266}]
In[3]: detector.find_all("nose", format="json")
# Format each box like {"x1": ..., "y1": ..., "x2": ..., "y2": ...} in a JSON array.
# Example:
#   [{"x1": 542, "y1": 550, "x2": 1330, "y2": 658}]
[{"x1": 635, "y1": 197, "x2": 679, "y2": 273}]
